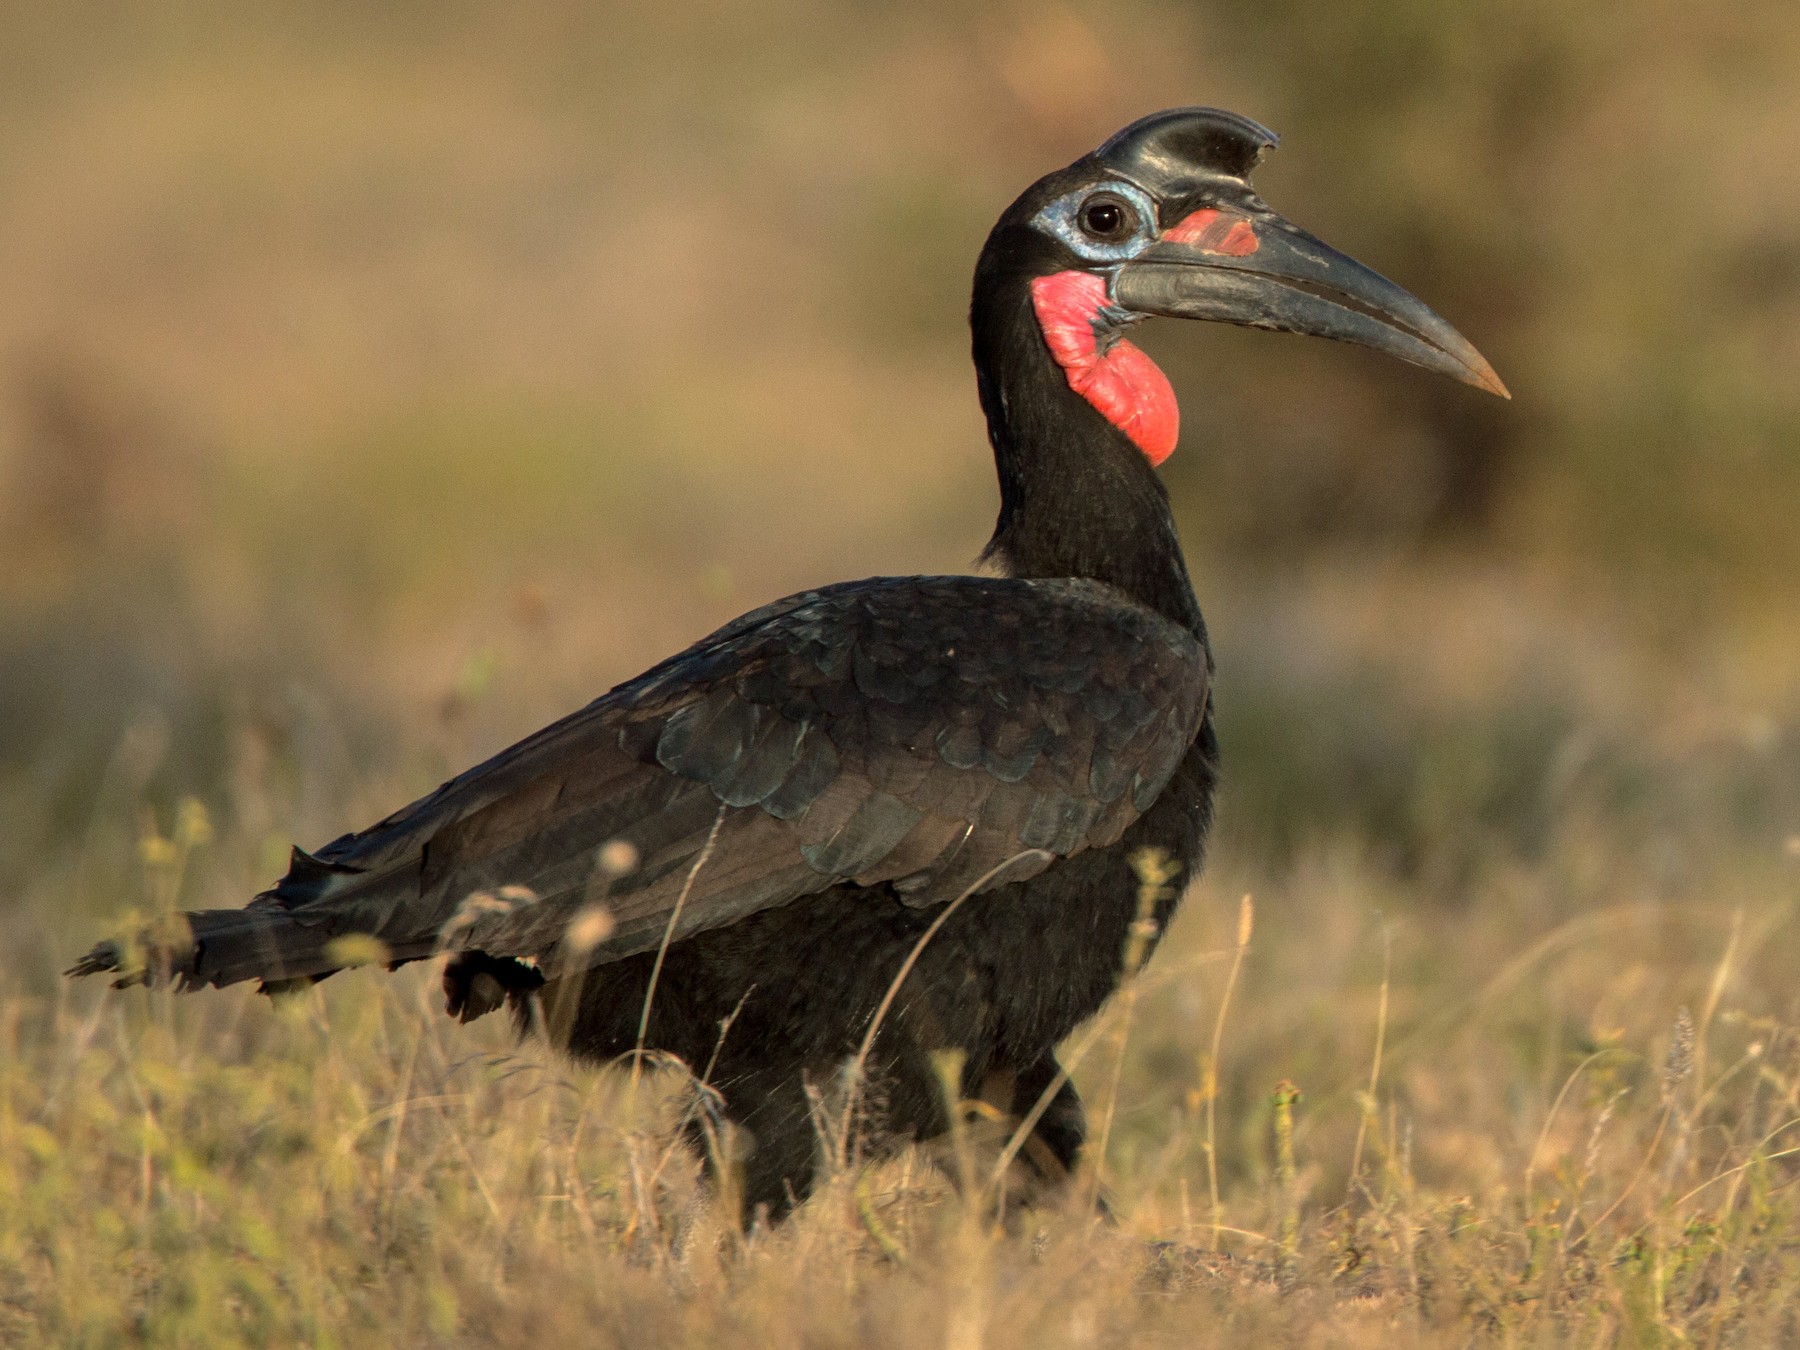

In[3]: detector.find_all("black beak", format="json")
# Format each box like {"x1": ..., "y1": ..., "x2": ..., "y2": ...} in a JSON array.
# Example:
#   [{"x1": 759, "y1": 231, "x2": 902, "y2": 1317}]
[{"x1": 1111, "y1": 205, "x2": 1509, "y2": 398}]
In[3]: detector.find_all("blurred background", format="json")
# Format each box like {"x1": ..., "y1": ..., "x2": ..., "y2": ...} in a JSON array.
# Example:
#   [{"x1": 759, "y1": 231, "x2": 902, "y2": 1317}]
[{"x1": 3, "y1": 0, "x2": 1798, "y2": 1198}]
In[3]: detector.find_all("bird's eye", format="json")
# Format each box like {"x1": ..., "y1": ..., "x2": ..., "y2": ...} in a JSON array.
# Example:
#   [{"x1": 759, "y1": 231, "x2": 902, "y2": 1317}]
[{"x1": 1078, "y1": 194, "x2": 1137, "y2": 240}]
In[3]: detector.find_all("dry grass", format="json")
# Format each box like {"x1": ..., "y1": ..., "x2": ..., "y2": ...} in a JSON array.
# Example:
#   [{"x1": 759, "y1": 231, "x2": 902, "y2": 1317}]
[{"x1": 8, "y1": 766, "x2": 1800, "y2": 1344}]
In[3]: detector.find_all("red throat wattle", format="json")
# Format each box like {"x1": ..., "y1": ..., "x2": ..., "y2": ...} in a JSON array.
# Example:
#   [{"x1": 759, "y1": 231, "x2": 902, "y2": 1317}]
[{"x1": 1030, "y1": 271, "x2": 1178, "y2": 465}]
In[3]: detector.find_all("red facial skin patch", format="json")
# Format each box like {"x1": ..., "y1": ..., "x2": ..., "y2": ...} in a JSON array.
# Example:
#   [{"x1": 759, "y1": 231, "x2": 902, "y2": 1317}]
[
  {"x1": 1029, "y1": 271, "x2": 1179, "y2": 465},
  {"x1": 1163, "y1": 208, "x2": 1259, "y2": 256}
]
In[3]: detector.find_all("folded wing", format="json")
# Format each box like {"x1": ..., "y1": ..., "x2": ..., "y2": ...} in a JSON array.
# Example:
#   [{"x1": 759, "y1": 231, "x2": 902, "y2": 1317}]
[{"x1": 69, "y1": 575, "x2": 1209, "y2": 992}]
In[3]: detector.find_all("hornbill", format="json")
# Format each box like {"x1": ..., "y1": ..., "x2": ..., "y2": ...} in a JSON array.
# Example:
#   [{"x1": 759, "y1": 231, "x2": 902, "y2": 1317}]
[{"x1": 70, "y1": 108, "x2": 1504, "y2": 1223}]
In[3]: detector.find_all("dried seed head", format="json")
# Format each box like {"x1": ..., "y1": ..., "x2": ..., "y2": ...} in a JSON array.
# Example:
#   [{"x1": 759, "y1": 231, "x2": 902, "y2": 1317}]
[
  {"x1": 136, "y1": 911, "x2": 195, "y2": 975},
  {"x1": 1128, "y1": 846, "x2": 1182, "y2": 895},
  {"x1": 564, "y1": 904, "x2": 616, "y2": 955},
  {"x1": 324, "y1": 933, "x2": 390, "y2": 969},
  {"x1": 442, "y1": 885, "x2": 539, "y2": 937},
  {"x1": 176, "y1": 797, "x2": 213, "y2": 848},
  {"x1": 1236, "y1": 893, "x2": 1254, "y2": 948},
  {"x1": 598, "y1": 839, "x2": 641, "y2": 878},
  {"x1": 1582, "y1": 1087, "x2": 1628, "y2": 1181},
  {"x1": 1198, "y1": 1057, "x2": 1218, "y2": 1105},
  {"x1": 1662, "y1": 1005, "x2": 1696, "y2": 1105}
]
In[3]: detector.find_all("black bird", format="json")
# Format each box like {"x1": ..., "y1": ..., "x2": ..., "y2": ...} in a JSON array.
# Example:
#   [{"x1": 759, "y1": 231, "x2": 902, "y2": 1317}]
[{"x1": 70, "y1": 108, "x2": 1505, "y2": 1223}]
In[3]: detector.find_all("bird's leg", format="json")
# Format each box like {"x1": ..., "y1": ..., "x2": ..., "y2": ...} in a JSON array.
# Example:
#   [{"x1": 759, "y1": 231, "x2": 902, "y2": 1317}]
[
  {"x1": 686, "y1": 1068, "x2": 820, "y2": 1230},
  {"x1": 1008, "y1": 1053, "x2": 1088, "y2": 1179},
  {"x1": 911, "y1": 1053, "x2": 1110, "y2": 1220},
  {"x1": 1000, "y1": 1053, "x2": 1113, "y2": 1218}
]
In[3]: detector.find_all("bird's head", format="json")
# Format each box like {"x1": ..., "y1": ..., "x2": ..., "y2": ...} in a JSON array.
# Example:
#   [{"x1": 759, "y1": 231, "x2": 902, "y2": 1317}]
[{"x1": 975, "y1": 107, "x2": 1508, "y2": 467}]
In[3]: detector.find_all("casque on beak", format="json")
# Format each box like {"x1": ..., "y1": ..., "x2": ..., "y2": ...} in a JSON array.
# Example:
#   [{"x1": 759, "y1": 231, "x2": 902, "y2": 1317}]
[{"x1": 1111, "y1": 197, "x2": 1509, "y2": 398}]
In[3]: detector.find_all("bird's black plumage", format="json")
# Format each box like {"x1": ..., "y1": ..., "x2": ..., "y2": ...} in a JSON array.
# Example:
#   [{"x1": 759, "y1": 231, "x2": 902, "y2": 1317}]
[{"x1": 69, "y1": 108, "x2": 1503, "y2": 1223}]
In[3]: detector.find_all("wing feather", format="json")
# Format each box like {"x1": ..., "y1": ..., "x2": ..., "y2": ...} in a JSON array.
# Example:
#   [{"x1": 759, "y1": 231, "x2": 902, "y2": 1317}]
[{"x1": 70, "y1": 575, "x2": 1209, "y2": 991}]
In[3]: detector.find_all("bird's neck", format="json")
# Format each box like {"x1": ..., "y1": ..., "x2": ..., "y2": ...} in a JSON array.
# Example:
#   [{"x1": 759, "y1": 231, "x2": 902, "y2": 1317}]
[{"x1": 972, "y1": 272, "x2": 1205, "y2": 636}]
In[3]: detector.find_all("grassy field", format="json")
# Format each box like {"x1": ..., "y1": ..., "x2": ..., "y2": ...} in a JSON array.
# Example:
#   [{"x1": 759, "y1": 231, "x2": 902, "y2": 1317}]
[
  {"x1": 10, "y1": 701, "x2": 1800, "y2": 1346},
  {"x1": 4, "y1": 2, "x2": 1800, "y2": 1344}
]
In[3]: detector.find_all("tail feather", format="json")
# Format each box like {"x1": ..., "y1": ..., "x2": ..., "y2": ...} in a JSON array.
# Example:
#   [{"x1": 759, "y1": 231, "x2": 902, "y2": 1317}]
[
  {"x1": 66, "y1": 848, "x2": 440, "y2": 994},
  {"x1": 63, "y1": 904, "x2": 430, "y2": 993}
]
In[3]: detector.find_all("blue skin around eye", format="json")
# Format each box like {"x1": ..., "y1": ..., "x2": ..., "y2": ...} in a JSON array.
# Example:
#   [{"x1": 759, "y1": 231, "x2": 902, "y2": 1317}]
[{"x1": 1031, "y1": 182, "x2": 1160, "y2": 266}]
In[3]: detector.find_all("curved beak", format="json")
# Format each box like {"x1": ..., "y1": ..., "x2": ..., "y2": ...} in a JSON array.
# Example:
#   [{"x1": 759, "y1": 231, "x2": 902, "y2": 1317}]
[{"x1": 1111, "y1": 205, "x2": 1509, "y2": 398}]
